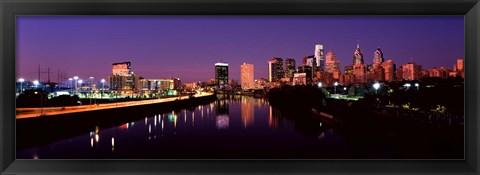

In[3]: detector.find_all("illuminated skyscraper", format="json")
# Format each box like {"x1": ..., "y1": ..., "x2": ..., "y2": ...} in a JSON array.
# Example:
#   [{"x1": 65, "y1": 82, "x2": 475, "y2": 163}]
[
  {"x1": 284, "y1": 58, "x2": 296, "y2": 79},
  {"x1": 268, "y1": 57, "x2": 284, "y2": 82},
  {"x1": 382, "y1": 60, "x2": 396, "y2": 82},
  {"x1": 373, "y1": 48, "x2": 384, "y2": 64},
  {"x1": 314, "y1": 44, "x2": 325, "y2": 71},
  {"x1": 325, "y1": 50, "x2": 340, "y2": 73},
  {"x1": 402, "y1": 62, "x2": 422, "y2": 81},
  {"x1": 353, "y1": 42, "x2": 366, "y2": 83},
  {"x1": 240, "y1": 63, "x2": 254, "y2": 89},
  {"x1": 109, "y1": 61, "x2": 139, "y2": 91},
  {"x1": 353, "y1": 42, "x2": 364, "y2": 65},
  {"x1": 215, "y1": 62, "x2": 229, "y2": 86}
]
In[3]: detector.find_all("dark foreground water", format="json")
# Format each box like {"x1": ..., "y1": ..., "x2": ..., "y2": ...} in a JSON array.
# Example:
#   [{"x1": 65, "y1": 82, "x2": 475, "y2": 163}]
[{"x1": 17, "y1": 95, "x2": 462, "y2": 159}]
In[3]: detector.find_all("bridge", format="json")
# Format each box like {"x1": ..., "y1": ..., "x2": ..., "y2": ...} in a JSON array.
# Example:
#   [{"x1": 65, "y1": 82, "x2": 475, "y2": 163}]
[{"x1": 16, "y1": 92, "x2": 214, "y2": 119}]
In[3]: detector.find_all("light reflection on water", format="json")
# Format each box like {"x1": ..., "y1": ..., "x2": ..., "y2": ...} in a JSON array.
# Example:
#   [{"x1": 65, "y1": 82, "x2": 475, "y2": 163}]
[{"x1": 17, "y1": 95, "x2": 347, "y2": 159}]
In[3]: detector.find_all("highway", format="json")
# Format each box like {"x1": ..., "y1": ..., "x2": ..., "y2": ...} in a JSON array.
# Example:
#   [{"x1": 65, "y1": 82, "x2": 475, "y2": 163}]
[{"x1": 16, "y1": 93, "x2": 214, "y2": 119}]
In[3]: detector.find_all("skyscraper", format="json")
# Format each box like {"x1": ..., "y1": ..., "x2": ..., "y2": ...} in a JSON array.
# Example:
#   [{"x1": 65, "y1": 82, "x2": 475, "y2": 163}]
[
  {"x1": 402, "y1": 62, "x2": 422, "y2": 81},
  {"x1": 284, "y1": 58, "x2": 296, "y2": 79},
  {"x1": 268, "y1": 57, "x2": 284, "y2": 82},
  {"x1": 215, "y1": 62, "x2": 229, "y2": 86},
  {"x1": 382, "y1": 60, "x2": 396, "y2": 82},
  {"x1": 373, "y1": 48, "x2": 384, "y2": 64},
  {"x1": 325, "y1": 50, "x2": 340, "y2": 73},
  {"x1": 240, "y1": 63, "x2": 254, "y2": 89},
  {"x1": 353, "y1": 42, "x2": 364, "y2": 65},
  {"x1": 109, "y1": 61, "x2": 139, "y2": 92},
  {"x1": 314, "y1": 44, "x2": 325, "y2": 71},
  {"x1": 353, "y1": 42, "x2": 366, "y2": 83}
]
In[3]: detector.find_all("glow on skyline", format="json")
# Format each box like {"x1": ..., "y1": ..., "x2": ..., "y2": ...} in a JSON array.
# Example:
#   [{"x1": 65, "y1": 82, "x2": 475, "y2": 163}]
[{"x1": 16, "y1": 16, "x2": 464, "y2": 83}]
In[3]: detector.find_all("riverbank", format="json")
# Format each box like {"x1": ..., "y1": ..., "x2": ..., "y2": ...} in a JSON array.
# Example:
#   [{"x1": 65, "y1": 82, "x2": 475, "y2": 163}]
[{"x1": 16, "y1": 94, "x2": 217, "y2": 151}]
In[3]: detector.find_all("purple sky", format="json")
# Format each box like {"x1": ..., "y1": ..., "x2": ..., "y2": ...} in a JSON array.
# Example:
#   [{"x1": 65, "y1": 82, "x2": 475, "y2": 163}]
[{"x1": 17, "y1": 16, "x2": 464, "y2": 83}]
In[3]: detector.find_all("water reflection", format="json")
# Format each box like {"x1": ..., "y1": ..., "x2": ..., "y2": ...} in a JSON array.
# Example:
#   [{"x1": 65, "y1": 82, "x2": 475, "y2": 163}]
[
  {"x1": 241, "y1": 96, "x2": 255, "y2": 128},
  {"x1": 216, "y1": 98, "x2": 229, "y2": 129},
  {"x1": 18, "y1": 95, "x2": 347, "y2": 159}
]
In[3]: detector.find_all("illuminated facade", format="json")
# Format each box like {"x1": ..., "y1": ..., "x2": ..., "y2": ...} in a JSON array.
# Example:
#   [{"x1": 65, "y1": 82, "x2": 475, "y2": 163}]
[
  {"x1": 284, "y1": 58, "x2": 296, "y2": 79},
  {"x1": 293, "y1": 73, "x2": 307, "y2": 85},
  {"x1": 353, "y1": 43, "x2": 366, "y2": 83},
  {"x1": 382, "y1": 60, "x2": 396, "y2": 82},
  {"x1": 112, "y1": 62, "x2": 131, "y2": 76},
  {"x1": 325, "y1": 50, "x2": 340, "y2": 73},
  {"x1": 314, "y1": 44, "x2": 325, "y2": 71},
  {"x1": 401, "y1": 62, "x2": 422, "y2": 81},
  {"x1": 240, "y1": 63, "x2": 255, "y2": 89},
  {"x1": 215, "y1": 62, "x2": 229, "y2": 86},
  {"x1": 268, "y1": 57, "x2": 284, "y2": 82},
  {"x1": 373, "y1": 48, "x2": 384, "y2": 64},
  {"x1": 109, "y1": 61, "x2": 139, "y2": 92}
]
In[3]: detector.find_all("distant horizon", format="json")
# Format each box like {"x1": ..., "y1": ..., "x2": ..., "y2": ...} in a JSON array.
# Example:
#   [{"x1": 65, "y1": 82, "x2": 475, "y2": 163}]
[{"x1": 17, "y1": 16, "x2": 464, "y2": 83}]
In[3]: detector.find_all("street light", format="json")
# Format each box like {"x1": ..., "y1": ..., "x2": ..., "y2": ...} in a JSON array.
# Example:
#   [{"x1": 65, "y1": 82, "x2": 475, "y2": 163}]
[
  {"x1": 334, "y1": 82, "x2": 338, "y2": 94},
  {"x1": 414, "y1": 83, "x2": 419, "y2": 90},
  {"x1": 73, "y1": 76, "x2": 79, "y2": 95},
  {"x1": 317, "y1": 82, "x2": 322, "y2": 88},
  {"x1": 18, "y1": 78, "x2": 25, "y2": 93},
  {"x1": 68, "y1": 78, "x2": 73, "y2": 95},
  {"x1": 33, "y1": 80, "x2": 39, "y2": 88},
  {"x1": 373, "y1": 82, "x2": 380, "y2": 94},
  {"x1": 78, "y1": 79, "x2": 83, "y2": 97},
  {"x1": 101, "y1": 79, "x2": 105, "y2": 99},
  {"x1": 404, "y1": 83, "x2": 411, "y2": 89}
]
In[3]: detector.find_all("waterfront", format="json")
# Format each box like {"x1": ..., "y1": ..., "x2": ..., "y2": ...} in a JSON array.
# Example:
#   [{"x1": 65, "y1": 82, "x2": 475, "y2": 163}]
[{"x1": 17, "y1": 95, "x2": 462, "y2": 159}]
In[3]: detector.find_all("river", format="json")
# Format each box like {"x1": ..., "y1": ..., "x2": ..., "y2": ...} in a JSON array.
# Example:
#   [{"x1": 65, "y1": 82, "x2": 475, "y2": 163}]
[{"x1": 16, "y1": 94, "x2": 462, "y2": 159}]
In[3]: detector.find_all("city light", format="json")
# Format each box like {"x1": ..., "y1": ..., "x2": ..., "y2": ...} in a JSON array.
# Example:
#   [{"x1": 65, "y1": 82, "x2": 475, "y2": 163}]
[
  {"x1": 318, "y1": 82, "x2": 322, "y2": 88},
  {"x1": 18, "y1": 78, "x2": 25, "y2": 93},
  {"x1": 373, "y1": 82, "x2": 380, "y2": 94},
  {"x1": 33, "y1": 80, "x2": 39, "y2": 87},
  {"x1": 404, "y1": 83, "x2": 411, "y2": 88}
]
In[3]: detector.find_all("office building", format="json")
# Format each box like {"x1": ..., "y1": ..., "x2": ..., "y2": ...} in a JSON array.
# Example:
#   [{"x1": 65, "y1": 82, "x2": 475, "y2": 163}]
[
  {"x1": 215, "y1": 62, "x2": 229, "y2": 86},
  {"x1": 268, "y1": 57, "x2": 284, "y2": 82},
  {"x1": 240, "y1": 63, "x2": 255, "y2": 89},
  {"x1": 325, "y1": 50, "x2": 340, "y2": 73},
  {"x1": 284, "y1": 58, "x2": 296, "y2": 79},
  {"x1": 373, "y1": 48, "x2": 384, "y2": 64},
  {"x1": 314, "y1": 44, "x2": 325, "y2": 71},
  {"x1": 382, "y1": 60, "x2": 396, "y2": 82}
]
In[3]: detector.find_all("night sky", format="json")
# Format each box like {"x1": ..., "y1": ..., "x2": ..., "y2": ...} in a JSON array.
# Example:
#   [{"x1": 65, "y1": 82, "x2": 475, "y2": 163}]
[{"x1": 17, "y1": 16, "x2": 464, "y2": 83}]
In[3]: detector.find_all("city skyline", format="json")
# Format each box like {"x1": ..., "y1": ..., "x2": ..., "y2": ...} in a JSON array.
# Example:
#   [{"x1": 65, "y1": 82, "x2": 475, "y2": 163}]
[{"x1": 17, "y1": 16, "x2": 464, "y2": 83}]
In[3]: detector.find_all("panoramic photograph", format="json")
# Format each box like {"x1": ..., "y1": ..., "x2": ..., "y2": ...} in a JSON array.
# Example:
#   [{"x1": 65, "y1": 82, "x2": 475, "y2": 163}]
[{"x1": 16, "y1": 16, "x2": 464, "y2": 159}]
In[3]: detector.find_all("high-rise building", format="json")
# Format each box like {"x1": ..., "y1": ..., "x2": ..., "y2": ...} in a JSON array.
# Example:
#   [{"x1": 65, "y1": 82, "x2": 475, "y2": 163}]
[
  {"x1": 112, "y1": 61, "x2": 131, "y2": 76},
  {"x1": 268, "y1": 57, "x2": 284, "y2": 82},
  {"x1": 315, "y1": 44, "x2": 325, "y2": 71},
  {"x1": 344, "y1": 65, "x2": 355, "y2": 85},
  {"x1": 373, "y1": 48, "x2": 384, "y2": 64},
  {"x1": 109, "y1": 61, "x2": 139, "y2": 92},
  {"x1": 240, "y1": 63, "x2": 255, "y2": 89},
  {"x1": 382, "y1": 60, "x2": 396, "y2": 82},
  {"x1": 402, "y1": 62, "x2": 422, "y2": 81},
  {"x1": 353, "y1": 42, "x2": 364, "y2": 65},
  {"x1": 325, "y1": 50, "x2": 340, "y2": 73},
  {"x1": 297, "y1": 65, "x2": 313, "y2": 84},
  {"x1": 456, "y1": 58, "x2": 464, "y2": 71},
  {"x1": 293, "y1": 73, "x2": 307, "y2": 85},
  {"x1": 284, "y1": 58, "x2": 296, "y2": 79},
  {"x1": 353, "y1": 43, "x2": 366, "y2": 83},
  {"x1": 215, "y1": 62, "x2": 229, "y2": 86}
]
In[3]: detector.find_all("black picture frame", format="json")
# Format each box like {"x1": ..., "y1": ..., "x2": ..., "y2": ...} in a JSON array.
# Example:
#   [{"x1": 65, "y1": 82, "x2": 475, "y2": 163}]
[{"x1": 1, "y1": 0, "x2": 479, "y2": 174}]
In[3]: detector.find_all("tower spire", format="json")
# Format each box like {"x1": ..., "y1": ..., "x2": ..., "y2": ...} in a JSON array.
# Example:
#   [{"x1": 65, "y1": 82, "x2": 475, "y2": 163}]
[{"x1": 356, "y1": 40, "x2": 360, "y2": 48}]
